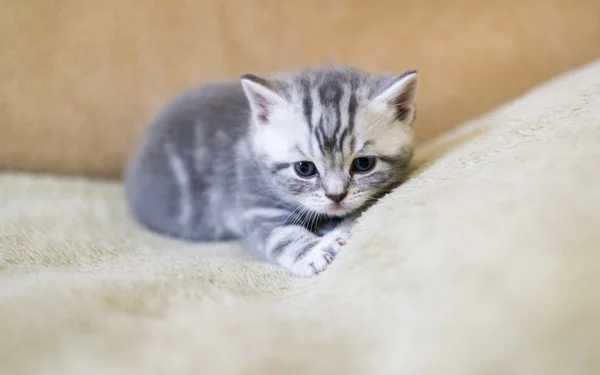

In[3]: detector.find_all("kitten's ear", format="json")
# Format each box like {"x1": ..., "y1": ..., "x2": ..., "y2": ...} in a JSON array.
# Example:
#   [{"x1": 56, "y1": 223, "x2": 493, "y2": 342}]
[
  {"x1": 372, "y1": 70, "x2": 419, "y2": 123},
  {"x1": 240, "y1": 74, "x2": 286, "y2": 125}
]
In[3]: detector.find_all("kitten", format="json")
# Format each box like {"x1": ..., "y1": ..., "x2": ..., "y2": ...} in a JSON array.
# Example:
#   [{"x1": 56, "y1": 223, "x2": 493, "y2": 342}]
[{"x1": 124, "y1": 65, "x2": 419, "y2": 277}]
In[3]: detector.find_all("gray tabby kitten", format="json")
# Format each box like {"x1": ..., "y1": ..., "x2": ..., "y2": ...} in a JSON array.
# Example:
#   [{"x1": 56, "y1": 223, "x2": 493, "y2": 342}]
[{"x1": 125, "y1": 65, "x2": 419, "y2": 277}]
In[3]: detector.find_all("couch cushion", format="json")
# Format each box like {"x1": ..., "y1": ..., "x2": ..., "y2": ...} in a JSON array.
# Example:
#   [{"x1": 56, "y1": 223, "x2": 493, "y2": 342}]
[{"x1": 1, "y1": 59, "x2": 599, "y2": 374}]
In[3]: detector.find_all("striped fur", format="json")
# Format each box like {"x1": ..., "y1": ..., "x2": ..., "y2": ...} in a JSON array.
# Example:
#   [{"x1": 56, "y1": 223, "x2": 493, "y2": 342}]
[{"x1": 125, "y1": 65, "x2": 419, "y2": 277}]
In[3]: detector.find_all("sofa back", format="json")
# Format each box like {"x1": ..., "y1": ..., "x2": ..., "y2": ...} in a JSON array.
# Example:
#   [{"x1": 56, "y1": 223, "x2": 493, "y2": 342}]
[{"x1": 2, "y1": 0, "x2": 599, "y2": 178}]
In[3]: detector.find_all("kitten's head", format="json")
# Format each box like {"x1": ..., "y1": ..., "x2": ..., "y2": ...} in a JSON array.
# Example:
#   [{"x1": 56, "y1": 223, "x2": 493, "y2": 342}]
[{"x1": 240, "y1": 66, "x2": 419, "y2": 217}]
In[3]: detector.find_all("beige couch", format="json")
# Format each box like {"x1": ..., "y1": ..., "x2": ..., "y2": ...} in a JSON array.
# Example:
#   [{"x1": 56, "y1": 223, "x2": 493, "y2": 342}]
[
  {"x1": 1, "y1": 57, "x2": 600, "y2": 374},
  {"x1": 2, "y1": 0, "x2": 600, "y2": 178}
]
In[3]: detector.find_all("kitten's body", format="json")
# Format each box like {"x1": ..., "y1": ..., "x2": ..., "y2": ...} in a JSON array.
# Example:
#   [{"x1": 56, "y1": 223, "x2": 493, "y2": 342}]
[
  {"x1": 125, "y1": 66, "x2": 419, "y2": 277},
  {"x1": 126, "y1": 82, "x2": 249, "y2": 241}
]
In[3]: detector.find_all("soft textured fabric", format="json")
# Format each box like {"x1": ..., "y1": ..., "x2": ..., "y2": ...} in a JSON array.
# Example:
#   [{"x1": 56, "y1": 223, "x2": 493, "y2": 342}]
[
  {"x1": 1, "y1": 60, "x2": 600, "y2": 374},
  {"x1": 2, "y1": 0, "x2": 600, "y2": 178}
]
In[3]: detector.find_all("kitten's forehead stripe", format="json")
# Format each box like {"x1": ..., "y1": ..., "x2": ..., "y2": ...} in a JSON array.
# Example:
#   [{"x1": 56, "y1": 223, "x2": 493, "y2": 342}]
[
  {"x1": 311, "y1": 76, "x2": 348, "y2": 158},
  {"x1": 337, "y1": 128, "x2": 349, "y2": 152},
  {"x1": 302, "y1": 82, "x2": 313, "y2": 132},
  {"x1": 332, "y1": 102, "x2": 342, "y2": 150},
  {"x1": 301, "y1": 81, "x2": 315, "y2": 154},
  {"x1": 318, "y1": 80, "x2": 343, "y2": 104},
  {"x1": 315, "y1": 117, "x2": 326, "y2": 156},
  {"x1": 347, "y1": 91, "x2": 357, "y2": 134},
  {"x1": 309, "y1": 88, "x2": 323, "y2": 155}
]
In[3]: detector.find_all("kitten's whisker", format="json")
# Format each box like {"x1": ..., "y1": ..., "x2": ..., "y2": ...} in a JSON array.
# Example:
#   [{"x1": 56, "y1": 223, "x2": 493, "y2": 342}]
[
  {"x1": 308, "y1": 210, "x2": 319, "y2": 233},
  {"x1": 291, "y1": 207, "x2": 309, "y2": 228},
  {"x1": 284, "y1": 204, "x2": 305, "y2": 226}
]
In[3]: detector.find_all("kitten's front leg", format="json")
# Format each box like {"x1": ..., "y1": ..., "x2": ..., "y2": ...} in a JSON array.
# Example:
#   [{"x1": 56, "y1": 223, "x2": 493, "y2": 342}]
[
  {"x1": 296, "y1": 227, "x2": 351, "y2": 277},
  {"x1": 246, "y1": 221, "x2": 350, "y2": 277}
]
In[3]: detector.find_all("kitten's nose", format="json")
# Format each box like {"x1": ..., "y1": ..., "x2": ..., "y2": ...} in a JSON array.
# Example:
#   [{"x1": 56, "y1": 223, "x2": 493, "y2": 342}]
[{"x1": 325, "y1": 191, "x2": 347, "y2": 203}]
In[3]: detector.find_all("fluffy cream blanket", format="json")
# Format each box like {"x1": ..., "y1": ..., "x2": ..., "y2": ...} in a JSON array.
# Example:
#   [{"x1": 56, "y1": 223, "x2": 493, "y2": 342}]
[{"x1": 1, "y1": 60, "x2": 599, "y2": 375}]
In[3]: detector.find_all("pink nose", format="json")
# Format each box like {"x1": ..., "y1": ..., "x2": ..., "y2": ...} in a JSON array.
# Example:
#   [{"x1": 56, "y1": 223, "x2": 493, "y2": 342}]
[{"x1": 325, "y1": 191, "x2": 347, "y2": 203}]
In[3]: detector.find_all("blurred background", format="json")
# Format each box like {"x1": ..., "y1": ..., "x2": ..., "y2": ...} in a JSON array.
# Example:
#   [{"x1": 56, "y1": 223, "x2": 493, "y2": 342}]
[{"x1": 1, "y1": 0, "x2": 599, "y2": 179}]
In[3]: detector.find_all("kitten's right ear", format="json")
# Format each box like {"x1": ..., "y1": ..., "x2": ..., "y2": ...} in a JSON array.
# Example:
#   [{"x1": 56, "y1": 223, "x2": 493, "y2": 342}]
[
  {"x1": 240, "y1": 74, "x2": 286, "y2": 125},
  {"x1": 372, "y1": 70, "x2": 419, "y2": 123}
]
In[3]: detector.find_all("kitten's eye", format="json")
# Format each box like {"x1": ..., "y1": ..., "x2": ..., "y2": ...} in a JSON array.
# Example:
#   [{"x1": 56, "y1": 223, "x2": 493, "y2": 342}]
[
  {"x1": 351, "y1": 156, "x2": 377, "y2": 173},
  {"x1": 294, "y1": 161, "x2": 318, "y2": 178}
]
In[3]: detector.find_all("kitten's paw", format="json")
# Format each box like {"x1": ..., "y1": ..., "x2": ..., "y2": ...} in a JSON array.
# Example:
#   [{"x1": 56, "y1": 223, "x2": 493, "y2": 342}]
[{"x1": 292, "y1": 229, "x2": 350, "y2": 278}]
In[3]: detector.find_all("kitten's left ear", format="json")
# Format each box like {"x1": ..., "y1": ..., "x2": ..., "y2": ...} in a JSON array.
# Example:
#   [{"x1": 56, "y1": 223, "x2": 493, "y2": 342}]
[
  {"x1": 372, "y1": 70, "x2": 419, "y2": 123},
  {"x1": 240, "y1": 74, "x2": 287, "y2": 125}
]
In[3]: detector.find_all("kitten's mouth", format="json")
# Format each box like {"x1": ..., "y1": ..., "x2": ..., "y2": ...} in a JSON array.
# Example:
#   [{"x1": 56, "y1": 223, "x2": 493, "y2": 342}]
[
  {"x1": 330, "y1": 203, "x2": 345, "y2": 211},
  {"x1": 325, "y1": 202, "x2": 353, "y2": 216},
  {"x1": 308, "y1": 200, "x2": 358, "y2": 217}
]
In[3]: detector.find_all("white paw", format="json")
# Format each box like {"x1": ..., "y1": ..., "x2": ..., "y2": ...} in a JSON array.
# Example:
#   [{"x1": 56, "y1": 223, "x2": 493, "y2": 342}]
[{"x1": 292, "y1": 228, "x2": 350, "y2": 278}]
